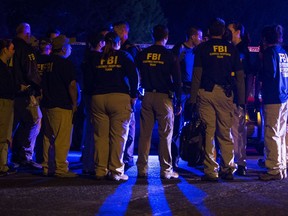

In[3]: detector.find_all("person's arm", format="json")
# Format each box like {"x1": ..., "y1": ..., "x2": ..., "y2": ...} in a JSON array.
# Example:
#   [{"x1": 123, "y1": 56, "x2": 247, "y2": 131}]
[
  {"x1": 171, "y1": 55, "x2": 182, "y2": 101},
  {"x1": 123, "y1": 52, "x2": 139, "y2": 110},
  {"x1": 189, "y1": 45, "x2": 202, "y2": 104},
  {"x1": 13, "y1": 45, "x2": 26, "y2": 91},
  {"x1": 127, "y1": 46, "x2": 139, "y2": 59},
  {"x1": 189, "y1": 67, "x2": 202, "y2": 104},
  {"x1": 171, "y1": 55, "x2": 182, "y2": 115},
  {"x1": 69, "y1": 80, "x2": 78, "y2": 113}
]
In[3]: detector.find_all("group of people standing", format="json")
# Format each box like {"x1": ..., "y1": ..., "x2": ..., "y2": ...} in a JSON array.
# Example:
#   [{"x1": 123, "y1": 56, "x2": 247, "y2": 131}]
[
  {"x1": 0, "y1": 22, "x2": 79, "y2": 177},
  {"x1": 0, "y1": 23, "x2": 44, "y2": 177},
  {"x1": 188, "y1": 18, "x2": 288, "y2": 182},
  {"x1": 0, "y1": 17, "x2": 287, "y2": 182}
]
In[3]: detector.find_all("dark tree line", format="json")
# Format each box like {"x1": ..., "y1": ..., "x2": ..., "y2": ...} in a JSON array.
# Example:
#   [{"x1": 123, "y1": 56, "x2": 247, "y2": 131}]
[
  {"x1": 2, "y1": 0, "x2": 288, "y2": 45},
  {"x1": 0, "y1": 0, "x2": 166, "y2": 43}
]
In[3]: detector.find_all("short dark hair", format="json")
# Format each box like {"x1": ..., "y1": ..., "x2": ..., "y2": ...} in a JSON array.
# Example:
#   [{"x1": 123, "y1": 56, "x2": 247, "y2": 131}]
[
  {"x1": 262, "y1": 24, "x2": 283, "y2": 44},
  {"x1": 0, "y1": 39, "x2": 12, "y2": 51},
  {"x1": 113, "y1": 21, "x2": 129, "y2": 31},
  {"x1": 186, "y1": 26, "x2": 201, "y2": 38},
  {"x1": 229, "y1": 22, "x2": 245, "y2": 37},
  {"x1": 152, "y1": 24, "x2": 169, "y2": 41},
  {"x1": 229, "y1": 22, "x2": 250, "y2": 44},
  {"x1": 209, "y1": 18, "x2": 225, "y2": 36}
]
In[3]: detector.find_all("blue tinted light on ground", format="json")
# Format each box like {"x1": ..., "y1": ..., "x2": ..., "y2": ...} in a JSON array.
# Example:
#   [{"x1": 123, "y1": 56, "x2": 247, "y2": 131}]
[
  {"x1": 96, "y1": 178, "x2": 137, "y2": 216},
  {"x1": 178, "y1": 176, "x2": 211, "y2": 215}
]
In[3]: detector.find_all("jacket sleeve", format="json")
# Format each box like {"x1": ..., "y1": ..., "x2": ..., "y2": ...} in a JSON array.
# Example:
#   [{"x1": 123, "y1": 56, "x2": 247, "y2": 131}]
[
  {"x1": 124, "y1": 53, "x2": 139, "y2": 98},
  {"x1": 13, "y1": 45, "x2": 25, "y2": 89},
  {"x1": 171, "y1": 55, "x2": 182, "y2": 104},
  {"x1": 189, "y1": 67, "x2": 202, "y2": 104}
]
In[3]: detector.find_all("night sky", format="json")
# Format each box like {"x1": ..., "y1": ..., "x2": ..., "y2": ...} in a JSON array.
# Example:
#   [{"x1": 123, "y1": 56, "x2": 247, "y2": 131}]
[
  {"x1": 159, "y1": 0, "x2": 288, "y2": 45},
  {"x1": 2, "y1": 0, "x2": 288, "y2": 45}
]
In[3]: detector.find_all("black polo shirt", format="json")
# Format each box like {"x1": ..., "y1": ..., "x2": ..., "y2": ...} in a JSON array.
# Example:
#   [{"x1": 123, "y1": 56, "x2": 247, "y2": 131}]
[
  {"x1": 194, "y1": 38, "x2": 242, "y2": 90},
  {"x1": 0, "y1": 60, "x2": 16, "y2": 99},
  {"x1": 41, "y1": 54, "x2": 76, "y2": 110},
  {"x1": 136, "y1": 45, "x2": 181, "y2": 101}
]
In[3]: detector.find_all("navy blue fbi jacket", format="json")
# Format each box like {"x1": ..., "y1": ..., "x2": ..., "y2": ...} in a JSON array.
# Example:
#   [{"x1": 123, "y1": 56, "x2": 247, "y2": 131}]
[
  {"x1": 136, "y1": 45, "x2": 181, "y2": 102},
  {"x1": 12, "y1": 37, "x2": 41, "y2": 96},
  {"x1": 90, "y1": 50, "x2": 138, "y2": 98},
  {"x1": 261, "y1": 45, "x2": 288, "y2": 104},
  {"x1": 194, "y1": 38, "x2": 243, "y2": 90}
]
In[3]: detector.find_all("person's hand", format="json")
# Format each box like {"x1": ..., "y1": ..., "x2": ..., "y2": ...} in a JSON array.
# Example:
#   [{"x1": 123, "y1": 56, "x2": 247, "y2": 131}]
[
  {"x1": 36, "y1": 96, "x2": 42, "y2": 104},
  {"x1": 174, "y1": 104, "x2": 182, "y2": 116},
  {"x1": 237, "y1": 104, "x2": 246, "y2": 118},
  {"x1": 131, "y1": 98, "x2": 137, "y2": 111},
  {"x1": 72, "y1": 104, "x2": 77, "y2": 114},
  {"x1": 238, "y1": 104, "x2": 245, "y2": 109},
  {"x1": 20, "y1": 84, "x2": 30, "y2": 92},
  {"x1": 72, "y1": 104, "x2": 78, "y2": 124}
]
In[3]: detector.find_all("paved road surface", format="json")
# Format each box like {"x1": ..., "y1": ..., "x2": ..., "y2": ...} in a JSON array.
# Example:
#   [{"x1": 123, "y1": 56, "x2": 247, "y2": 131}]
[{"x1": 0, "y1": 152, "x2": 287, "y2": 216}]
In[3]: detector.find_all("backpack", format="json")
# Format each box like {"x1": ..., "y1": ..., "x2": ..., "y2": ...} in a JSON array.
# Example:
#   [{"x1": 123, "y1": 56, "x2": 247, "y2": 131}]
[{"x1": 179, "y1": 113, "x2": 205, "y2": 166}]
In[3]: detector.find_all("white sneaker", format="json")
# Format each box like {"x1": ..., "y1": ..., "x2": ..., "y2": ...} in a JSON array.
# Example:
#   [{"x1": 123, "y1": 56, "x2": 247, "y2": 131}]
[
  {"x1": 110, "y1": 173, "x2": 129, "y2": 181},
  {"x1": 161, "y1": 171, "x2": 179, "y2": 179}
]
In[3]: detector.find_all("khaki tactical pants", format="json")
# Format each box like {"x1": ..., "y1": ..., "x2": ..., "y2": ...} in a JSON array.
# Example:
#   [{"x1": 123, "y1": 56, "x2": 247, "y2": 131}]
[
  {"x1": 42, "y1": 107, "x2": 73, "y2": 175},
  {"x1": 264, "y1": 102, "x2": 288, "y2": 175},
  {"x1": 198, "y1": 85, "x2": 236, "y2": 177},
  {"x1": 0, "y1": 99, "x2": 14, "y2": 172},
  {"x1": 137, "y1": 92, "x2": 174, "y2": 176},
  {"x1": 90, "y1": 93, "x2": 132, "y2": 177}
]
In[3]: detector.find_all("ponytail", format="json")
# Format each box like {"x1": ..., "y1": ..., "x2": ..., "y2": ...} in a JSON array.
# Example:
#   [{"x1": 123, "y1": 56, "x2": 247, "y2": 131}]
[{"x1": 102, "y1": 31, "x2": 120, "y2": 59}]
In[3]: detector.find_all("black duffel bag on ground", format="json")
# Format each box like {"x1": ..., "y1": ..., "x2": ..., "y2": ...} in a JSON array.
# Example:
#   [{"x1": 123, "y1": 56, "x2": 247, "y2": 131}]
[{"x1": 179, "y1": 112, "x2": 205, "y2": 166}]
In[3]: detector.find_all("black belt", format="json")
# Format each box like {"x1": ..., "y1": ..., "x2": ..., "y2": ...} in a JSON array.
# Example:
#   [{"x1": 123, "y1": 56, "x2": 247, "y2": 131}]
[{"x1": 145, "y1": 89, "x2": 169, "y2": 94}]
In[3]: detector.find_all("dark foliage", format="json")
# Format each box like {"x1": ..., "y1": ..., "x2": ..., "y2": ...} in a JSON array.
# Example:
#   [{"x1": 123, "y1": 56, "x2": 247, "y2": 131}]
[{"x1": 0, "y1": 0, "x2": 166, "y2": 43}]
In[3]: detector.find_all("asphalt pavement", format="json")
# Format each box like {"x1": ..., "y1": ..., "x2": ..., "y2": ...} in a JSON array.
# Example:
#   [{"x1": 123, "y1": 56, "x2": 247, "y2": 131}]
[{"x1": 0, "y1": 151, "x2": 288, "y2": 216}]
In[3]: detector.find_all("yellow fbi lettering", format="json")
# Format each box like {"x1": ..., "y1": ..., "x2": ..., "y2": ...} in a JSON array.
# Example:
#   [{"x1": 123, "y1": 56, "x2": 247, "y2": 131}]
[
  {"x1": 98, "y1": 56, "x2": 121, "y2": 71},
  {"x1": 211, "y1": 45, "x2": 231, "y2": 58},
  {"x1": 213, "y1": 45, "x2": 227, "y2": 53},
  {"x1": 147, "y1": 53, "x2": 161, "y2": 60},
  {"x1": 143, "y1": 53, "x2": 163, "y2": 66},
  {"x1": 100, "y1": 56, "x2": 118, "y2": 65}
]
